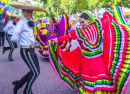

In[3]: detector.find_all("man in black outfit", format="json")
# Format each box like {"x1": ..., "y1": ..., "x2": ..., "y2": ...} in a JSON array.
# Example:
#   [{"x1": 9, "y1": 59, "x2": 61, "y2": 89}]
[{"x1": 0, "y1": 17, "x2": 5, "y2": 47}]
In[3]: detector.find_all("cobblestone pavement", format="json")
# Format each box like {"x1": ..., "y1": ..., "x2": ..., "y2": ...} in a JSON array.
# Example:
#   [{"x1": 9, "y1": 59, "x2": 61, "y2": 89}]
[{"x1": 0, "y1": 40, "x2": 130, "y2": 94}]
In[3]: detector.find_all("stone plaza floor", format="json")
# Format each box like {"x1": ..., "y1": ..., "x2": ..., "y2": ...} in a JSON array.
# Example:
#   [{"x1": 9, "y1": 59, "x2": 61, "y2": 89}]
[{"x1": 0, "y1": 40, "x2": 130, "y2": 94}]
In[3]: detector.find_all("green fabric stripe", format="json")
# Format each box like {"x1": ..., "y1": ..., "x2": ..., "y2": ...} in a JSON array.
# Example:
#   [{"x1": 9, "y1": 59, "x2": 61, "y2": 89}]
[
  {"x1": 107, "y1": 8, "x2": 113, "y2": 16},
  {"x1": 76, "y1": 20, "x2": 102, "y2": 49},
  {"x1": 109, "y1": 6, "x2": 130, "y2": 94},
  {"x1": 61, "y1": 61, "x2": 80, "y2": 79},
  {"x1": 48, "y1": 40, "x2": 114, "y2": 88},
  {"x1": 114, "y1": 6, "x2": 124, "y2": 24},
  {"x1": 81, "y1": 47, "x2": 102, "y2": 56},
  {"x1": 110, "y1": 22, "x2": 121, "y2": 74},
  {"x1": 76, "y1": 20, "x2": 103, "y2": 57},
  {"x1": 48, "y1": 40, "x2": 76, "y2": 89},
  {"x1": 80, "y1": 77, "x2": 113, "y2": 86}
]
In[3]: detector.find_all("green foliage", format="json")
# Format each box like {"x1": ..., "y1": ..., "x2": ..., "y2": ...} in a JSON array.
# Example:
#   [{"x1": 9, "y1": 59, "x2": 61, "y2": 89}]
[
  {"x1": 88, "y1": 0, "x2": 130, "y2": 9},
  {"x1": 8, "y1": 0, "x2": 130, "y2": 19},
  {"x1": 33, "y1": 4, "x2": 46, "y2": 19}
]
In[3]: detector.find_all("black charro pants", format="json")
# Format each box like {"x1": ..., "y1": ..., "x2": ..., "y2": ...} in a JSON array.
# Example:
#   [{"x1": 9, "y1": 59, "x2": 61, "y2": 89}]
[
  {"x1": 0, "y1": 32, "x2": 5, "y2": 46},
  {"x1": 20, "y1": 48, "x2": 40, "y2": 94},
  {"x1": 5, "y1": 34, "x2": 17, "y2": 58}
]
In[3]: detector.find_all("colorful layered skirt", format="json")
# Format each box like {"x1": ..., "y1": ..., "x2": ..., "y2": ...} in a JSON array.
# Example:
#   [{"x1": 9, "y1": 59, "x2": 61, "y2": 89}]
[
  {"x1": 36, "y1": 14, "x2": 71, "y2": 58},
  {"x1": 48, "y1": 6, "x2": 130, "y2": 94}
]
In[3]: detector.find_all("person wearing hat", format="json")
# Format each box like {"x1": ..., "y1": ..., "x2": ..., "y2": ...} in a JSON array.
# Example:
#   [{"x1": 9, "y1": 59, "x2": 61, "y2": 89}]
[
  {"x1": 10, "y1": 1, "x2": 46, "y2": 94},
  {"x1": 16, "y1": 15, "x2": 22, "y2": 22},
  {"x1": 3, "y1": 11, "x2": 18, "y2": 61}
]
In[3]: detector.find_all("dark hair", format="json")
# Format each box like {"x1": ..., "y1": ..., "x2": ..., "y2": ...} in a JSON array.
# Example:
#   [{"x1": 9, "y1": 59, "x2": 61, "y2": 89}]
[
  {"x1": 5, "y1": 20, "x2": 8, "y2": 23},
  {"x1": 80, "y1": 13, "x2": 89, "y2": 20},
  {"x1": 38, "y1": 19, "x2": 42, "y2": 23},
  {"x1": 125, "y1": 16, "x2": 129, "y2": 18},
  {"x1": 11, "y1": 17, "x2": 16, "y2": 19},
  {"x1": 0, "y1": 17, "x2": 2, "y2": 20},
  {"x1": 51, "y1": 17, "x2": 55, "y2": 23}
]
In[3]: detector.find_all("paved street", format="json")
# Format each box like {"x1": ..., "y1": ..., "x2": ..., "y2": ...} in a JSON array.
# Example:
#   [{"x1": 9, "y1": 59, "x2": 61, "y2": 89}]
[
  {"x1": 0, "y1": 40, "x2": 130, "y2": 94},
  {"x1": 0, "y1": 40, "x2": 78, "y2": 94}
]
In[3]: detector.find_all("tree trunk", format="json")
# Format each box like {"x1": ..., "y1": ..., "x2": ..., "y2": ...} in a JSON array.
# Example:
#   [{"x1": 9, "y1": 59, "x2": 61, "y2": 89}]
[
  {"x1": 61, "y1": 9, "x2": 62, "y2": 15},
  {"x1": 50, "y1": 12, "x2": 52, "y2": 17}
]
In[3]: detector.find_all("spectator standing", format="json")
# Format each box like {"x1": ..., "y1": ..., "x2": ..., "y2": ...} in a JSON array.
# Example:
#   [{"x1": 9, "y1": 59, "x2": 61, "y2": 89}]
[{"x1": 0, "y1": 17, "x2": 5, "y2": 47}]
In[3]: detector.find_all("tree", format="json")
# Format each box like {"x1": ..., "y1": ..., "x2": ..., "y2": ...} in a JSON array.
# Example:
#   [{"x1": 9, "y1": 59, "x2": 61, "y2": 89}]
[
  {"x1": 31, "y1": 0, "x2": 130, "y2": 18},
  {"x1": 33, "y1": 4, "x2": 46, "y2": 19}
]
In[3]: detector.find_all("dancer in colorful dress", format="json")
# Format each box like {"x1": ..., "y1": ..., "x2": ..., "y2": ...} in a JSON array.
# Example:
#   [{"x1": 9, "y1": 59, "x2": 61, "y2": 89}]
[
  {"x1": 48, "y1": 6, "x2": 130, "y2": 94},
  {"x1": 34, "y1": 19, "x2": 43, "y2": 47},
  {"x1": 69, "y1": 18, "x2": 80, "y2": 51},
  {"x1": 38, "y1": 15, "x2": 71, "y2": 58},
  {"x1": 34, "y1": 19, "x2": 49, "y2": 55}
]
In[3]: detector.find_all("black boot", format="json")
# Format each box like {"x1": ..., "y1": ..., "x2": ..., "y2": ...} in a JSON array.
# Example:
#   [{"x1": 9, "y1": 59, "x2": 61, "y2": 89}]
[
  {"x1": 31, "y1": 90, "x2": 33, "y2": 94},
  {"x1": 8, "y1": 57, "x2": 14, "y2": 61},
  {"x1": 2, "y1": 47, "x2": 5, "y2": 54},
  {"x1": 12, "y1": 80, "x2": 21, "y2": 94},
  {"x1": 3, "y1": 47, "x2": 11, "y2": 54}
]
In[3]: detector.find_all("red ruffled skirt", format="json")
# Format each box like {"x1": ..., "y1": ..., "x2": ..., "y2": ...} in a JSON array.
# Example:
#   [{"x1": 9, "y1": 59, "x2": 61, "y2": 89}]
[{"x1": 48, "y1": 6, "x2": 130, "y2": 94}]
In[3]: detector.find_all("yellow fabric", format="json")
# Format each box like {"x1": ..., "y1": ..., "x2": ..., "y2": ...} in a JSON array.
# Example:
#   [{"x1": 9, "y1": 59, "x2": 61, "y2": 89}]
[
  {"x1": 33, "y1": 27, "x2": 37, "y2": 37},
  {"x1": 37, "y1": 23, "x2": 41, "y2": 28},
  {"x1": 40, "y1": 23, "x2": 47, "y2": 34},
  {"x1": 40, "y1": 21, "x2": 50, "y2": 35}
]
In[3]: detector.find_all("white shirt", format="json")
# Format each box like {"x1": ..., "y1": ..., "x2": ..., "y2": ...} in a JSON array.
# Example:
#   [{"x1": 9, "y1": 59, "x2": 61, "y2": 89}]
[
  {"x1": 11, "y1": 16, "x2": 35, "y2": 45},
  {"x1": 3, "y1": 20, "x2": 15, "y2": 35}
]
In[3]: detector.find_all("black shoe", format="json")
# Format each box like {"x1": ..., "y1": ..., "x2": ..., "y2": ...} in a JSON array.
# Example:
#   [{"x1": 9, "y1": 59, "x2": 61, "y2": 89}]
[
  {"x1": 12, "y1": 81, "x2": 20, "y2": 94},
  {"x1": 31, "y1": 90, "x2": 33, "y2": 94},
  {"x1": 2, "y1": 47, "x2": 5, "y2": 54},
  {"x1": 8, "y1": 57, "x2": 14, "y2": 61}
]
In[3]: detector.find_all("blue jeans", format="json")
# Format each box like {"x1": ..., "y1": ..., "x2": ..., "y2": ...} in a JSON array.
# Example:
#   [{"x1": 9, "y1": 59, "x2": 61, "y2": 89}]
[{"x1": 0, "y1": 32, "x2": 5, "y2": 46}]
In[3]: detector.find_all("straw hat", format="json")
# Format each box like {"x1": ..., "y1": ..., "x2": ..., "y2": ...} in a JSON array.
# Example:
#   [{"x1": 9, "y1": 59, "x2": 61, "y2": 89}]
[
  {"x1": 6, "y1": 11, "x2": 18, "y2": 17},
  {"x1": 9, "y1": 1, "x2": 46, "y2": 12},
  {"x1": 16, "y1": 15, "x2": 23, "y2": 20}
]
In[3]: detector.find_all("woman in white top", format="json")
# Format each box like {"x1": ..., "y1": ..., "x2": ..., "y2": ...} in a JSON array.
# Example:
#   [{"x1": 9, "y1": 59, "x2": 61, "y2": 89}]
[
  {"x1": 3, "y1": 11, "x2": 18, "y2": 61},
  {"x1": 10, "y1": 1, "x2": 46, "y2": 94}
]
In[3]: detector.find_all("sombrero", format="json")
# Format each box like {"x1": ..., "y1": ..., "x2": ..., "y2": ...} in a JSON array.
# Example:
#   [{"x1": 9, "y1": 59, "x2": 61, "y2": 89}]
[
  {"x1": 16, "y1": 15, "x2": 23, "y2": 19},
  {"x1": 6, "y1": 11, "x2": 18, "y2": 17},
  {"x1": 9, "y1": 1, "x2": 46, "y2": 12}
]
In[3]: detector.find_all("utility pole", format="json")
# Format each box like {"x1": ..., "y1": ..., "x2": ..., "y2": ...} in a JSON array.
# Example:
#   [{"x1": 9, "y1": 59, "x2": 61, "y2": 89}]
[
  {"x1": 57, "y1": 7, "x2": 58, "y2": 17},
  {"x1": 57, "y1": 3, "x2": 59, "y2": 17}
]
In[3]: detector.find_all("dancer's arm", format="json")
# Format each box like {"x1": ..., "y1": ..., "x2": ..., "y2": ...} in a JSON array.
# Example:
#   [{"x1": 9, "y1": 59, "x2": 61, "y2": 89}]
[
  {"x1": 39, "y1": 27, "x2": 46, "y2": 30},
  {"x1": 11, "y1": 21, "x2": 23, "y2": 43},
  {"x1": 54, "y1": 30, "x2": 78, "y2": 43},
  {"x1": 56, "y1": 34, "x2": 71, "y2": 43},
  {"x1": 3, "y1": 21, "x2": 12, "y2": 33}
]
